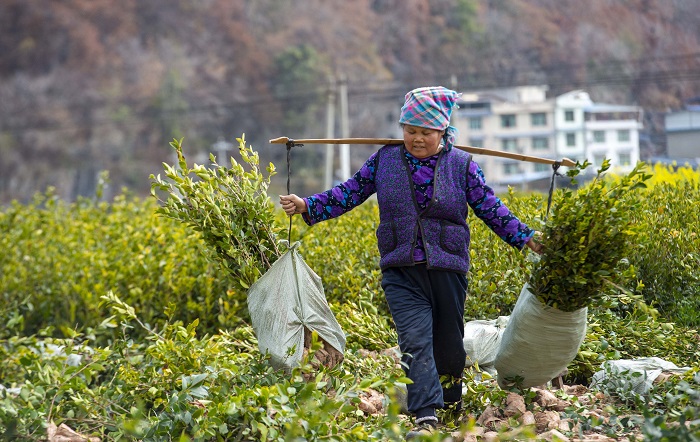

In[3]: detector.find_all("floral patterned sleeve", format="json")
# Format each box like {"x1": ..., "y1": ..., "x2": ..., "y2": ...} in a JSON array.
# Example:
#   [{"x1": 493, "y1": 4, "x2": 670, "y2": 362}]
[
  {"x1": 301, "y1": 152, "x2": 378, "y2": 226},
  {"x1": 466, "y1": 160, "x2": 535, "y2": 249}
]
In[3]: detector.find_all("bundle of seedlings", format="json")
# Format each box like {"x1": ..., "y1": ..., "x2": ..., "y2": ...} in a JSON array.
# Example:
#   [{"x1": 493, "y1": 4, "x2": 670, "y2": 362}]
[
  {"x1": 150, "y1": 136, "x2": 345, "y2": 372},
  {"x1": 495, "y1": 159, "x2": 650, "y2": 389}
]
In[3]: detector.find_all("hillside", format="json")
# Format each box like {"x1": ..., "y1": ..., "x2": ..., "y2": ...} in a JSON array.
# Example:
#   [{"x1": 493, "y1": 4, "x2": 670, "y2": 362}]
[{"x1": 1, "y1": 0, "x2": 699, "y2": 203}]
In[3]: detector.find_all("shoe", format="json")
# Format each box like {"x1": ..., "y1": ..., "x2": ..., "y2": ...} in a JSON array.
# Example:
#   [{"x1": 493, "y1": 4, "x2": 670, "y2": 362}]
[{"x1": 405, "y1": 421, "x2": 437, "y2": 440}]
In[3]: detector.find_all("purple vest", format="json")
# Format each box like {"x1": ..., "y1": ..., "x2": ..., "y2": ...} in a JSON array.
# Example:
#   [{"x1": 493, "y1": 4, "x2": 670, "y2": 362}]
[{"x1": 375, "y1": 144, "x2": 472, "y2": 274}]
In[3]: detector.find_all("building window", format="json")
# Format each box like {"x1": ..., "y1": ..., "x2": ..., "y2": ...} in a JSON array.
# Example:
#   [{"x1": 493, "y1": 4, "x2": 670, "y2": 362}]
[
  {"x1": 469, "y1": 117, "x2": 482, "y2": 130},
  {"x1": 501, "y1": 138, "x2": 518, "y2": 152},
  {"x1": 618, "y1": 129, "x2": 630, "y2": 142},
  {"x1": 593, "y1": 130, "x2": 605, "y2": 143},
  {"x1": 532, "y1": 137, "x2": 549, "y2": 150},
  {"x1": 503, "y1": 163, "x2": 520, "y2": 175},
  {"x1": 618, "y1": 153, "x2": 632, "y2": 166},
  {"x1": 534, "y1": 163, "x2": 550, "y2": 173},
  {"x1": 469, "y1": 138, "x2": 483, "y2": 148},
  {"x1": 564, "y1": 110, "x2": 575, "y2": 122},
  {"x1": 501, "y1": 114, "x2": 516, "y2": 128},
  {"x1": 531, "y1": 112, "x2": 547, "y2": 126},
  {"x1": 566, "y1": 133, "x2": 576, "y2": 147}
]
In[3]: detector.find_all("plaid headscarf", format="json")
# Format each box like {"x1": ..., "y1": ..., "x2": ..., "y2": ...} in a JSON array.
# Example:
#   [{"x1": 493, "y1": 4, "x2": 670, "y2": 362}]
[{"x1": 399, "y1": 86, "x2": 461, "y2": 151}]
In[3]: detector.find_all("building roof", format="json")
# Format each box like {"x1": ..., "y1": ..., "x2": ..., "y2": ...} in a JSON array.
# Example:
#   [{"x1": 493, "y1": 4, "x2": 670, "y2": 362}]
[{"x1": 583, "y1": 103, "x2": 640, "y2": 113}]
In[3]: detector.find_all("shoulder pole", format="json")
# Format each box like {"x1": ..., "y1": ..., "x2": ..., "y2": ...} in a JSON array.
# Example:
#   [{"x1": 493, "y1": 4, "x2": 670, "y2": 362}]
[{"x1": 270, "y1": 137, "x2": 576, "y2": 168}]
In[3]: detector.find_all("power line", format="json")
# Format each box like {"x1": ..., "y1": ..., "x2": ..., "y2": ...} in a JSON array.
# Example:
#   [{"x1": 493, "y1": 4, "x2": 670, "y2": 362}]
[{"x1": 2, "y1": 54, "x2": 700, "y2": 135}]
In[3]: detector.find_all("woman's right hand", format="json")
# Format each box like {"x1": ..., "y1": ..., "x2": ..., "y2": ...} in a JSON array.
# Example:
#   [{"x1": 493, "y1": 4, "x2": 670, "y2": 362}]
[
  {"x1": 526, "y1": 231, "x2": 544, "y2": 255},
  {"x1": 279, "y1": 194, "x2": 307, "y2": 216}
]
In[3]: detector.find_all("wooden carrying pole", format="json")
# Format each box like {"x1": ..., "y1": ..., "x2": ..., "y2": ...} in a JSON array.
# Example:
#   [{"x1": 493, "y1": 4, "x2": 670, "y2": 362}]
[{"x1": 269, "y1": 137, "x2": 575, "y2": 168}]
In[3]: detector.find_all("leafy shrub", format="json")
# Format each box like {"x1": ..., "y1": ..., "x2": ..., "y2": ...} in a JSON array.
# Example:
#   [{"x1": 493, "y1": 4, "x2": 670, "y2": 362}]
[
  {"x1": 571, "y1": 306, "x2": 700, "y2": 382},
  {"x1": 631, "y1": 179, "x2": 700, "y2": 326},
  {"x1": 3, "y1": 148, "x2": 700, "y2": 440},
  {"x1": 150, "y1": 136, "x2": 283, "y2": 292},
  {"x1": 0, "y1": 190, "x2": 235, "y2": 341},
  {"x1": 0, "y1": 294, "x2": 409, "y2": 441},
  {"x1": 528, "y1": 160, "x2": 650, "y2": 311},
  {"x1": 638, "y1": 370, "x2": 700, "y2": 441},
  {"x1": 336, "y1": 296, "x2": 397, "y2": 352},
  {"x1": 601, "y1": 163, "x2": 700, "y2": 326}
]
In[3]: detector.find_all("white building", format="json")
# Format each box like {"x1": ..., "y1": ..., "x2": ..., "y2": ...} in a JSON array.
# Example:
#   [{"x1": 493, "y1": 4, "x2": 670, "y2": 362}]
[
  {"x1": 453, "y1": 86, "x2": 642, "y2": 191},
  {"x1": 583, "y1": 102, "x2": 643, "y2": 173},
  {"x1": 665, "y1": 107, "x2": 700, "y2": 161}
]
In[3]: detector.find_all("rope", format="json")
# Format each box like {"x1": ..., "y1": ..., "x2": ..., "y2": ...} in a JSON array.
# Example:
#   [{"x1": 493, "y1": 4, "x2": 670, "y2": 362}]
[
  {"x1": 545, "y1": 161, "x2": 563, "y2": 221},
  {"x1": 285, "y1": 139, "x2": 303, "y2": 244}
]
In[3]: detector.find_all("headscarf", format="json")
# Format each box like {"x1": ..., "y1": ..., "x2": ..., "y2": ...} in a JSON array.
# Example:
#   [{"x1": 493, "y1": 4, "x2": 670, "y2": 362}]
[{"x1": 398, "y1": 86, "x2": 461, "y2": 151}]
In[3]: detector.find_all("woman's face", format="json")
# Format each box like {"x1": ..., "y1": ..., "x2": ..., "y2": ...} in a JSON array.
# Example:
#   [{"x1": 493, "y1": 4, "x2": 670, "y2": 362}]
[{"x1": 402, "y1": 125, "x2": 444, "y2": 158}]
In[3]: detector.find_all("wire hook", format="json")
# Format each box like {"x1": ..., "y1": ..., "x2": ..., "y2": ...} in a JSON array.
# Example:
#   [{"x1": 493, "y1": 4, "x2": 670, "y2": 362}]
[
  {"x1": 544, "y1": 161, "x2": 563, "y2": 221},
  {"x1": 285, "y1": 139, "x2": 303, "y2": 244}
]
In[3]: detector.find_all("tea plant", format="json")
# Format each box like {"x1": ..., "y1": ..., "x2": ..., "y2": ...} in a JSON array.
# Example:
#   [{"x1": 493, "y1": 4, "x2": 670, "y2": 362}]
[
  {"x1": 630, "y1": 179, "x2": 700, "y2": 326},
  {"x1": 528, "y1": 160, "x2": 651, "y2": 311},
  {"x1": 0, "y1": 189, "x2": 232, "y2": 340},
  {"x1": 0, "y1": 294, "x2": 411, "y2": 441},
  {"x1": 150, "y1": 135, "x2": 283, "y2": 292},
  {"x1": 4, "y1": 149, "x2": 700, "y2": 440}
]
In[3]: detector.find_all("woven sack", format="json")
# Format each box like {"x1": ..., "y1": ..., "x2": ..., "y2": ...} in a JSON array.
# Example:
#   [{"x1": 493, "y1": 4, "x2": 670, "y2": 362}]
[
  {"x1": 463, "y1": 316, "x2": 509, "y2": 372},
  {"x1": 495, "y1": 284, "x2": 587, "y2": 389},
  {"x1": 247, "y1": 241, "x2": 345, "y2": 372}
]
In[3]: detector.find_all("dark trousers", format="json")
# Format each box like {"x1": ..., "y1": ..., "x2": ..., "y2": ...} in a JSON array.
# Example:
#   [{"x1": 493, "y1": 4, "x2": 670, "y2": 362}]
[{"x1": 381, "y1": 265, "x2": 468, "y2": 417}]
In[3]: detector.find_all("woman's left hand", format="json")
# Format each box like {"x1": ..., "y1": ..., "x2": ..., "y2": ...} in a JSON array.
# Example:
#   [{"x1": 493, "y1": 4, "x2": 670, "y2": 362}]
[{"x1": 526, "y1": 232, "x2": 544, "y2": 255}]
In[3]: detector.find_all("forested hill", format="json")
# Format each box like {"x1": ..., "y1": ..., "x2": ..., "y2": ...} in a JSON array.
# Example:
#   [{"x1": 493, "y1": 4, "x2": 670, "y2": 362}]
[{"x1": 1, "y1": 0, "x2": 699, "y2": 203}]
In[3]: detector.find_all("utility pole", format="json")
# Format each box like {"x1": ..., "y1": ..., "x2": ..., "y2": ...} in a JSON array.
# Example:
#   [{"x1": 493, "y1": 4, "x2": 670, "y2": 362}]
[
  {"x1": 450, "y1": 74, "x2": 458, "y2": 91},
  {"x1": 212, "y1": 137, "x2": 233, "y2": 164},
  {"x1": 325, "y1": 76, "x2": 336, "y2": 189},
  {"x1": 338, "y1": 74, "x2": 351, "y2": 180}
]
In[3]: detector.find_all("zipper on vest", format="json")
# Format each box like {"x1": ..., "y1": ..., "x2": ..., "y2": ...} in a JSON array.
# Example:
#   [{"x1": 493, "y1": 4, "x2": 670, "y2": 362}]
[
  {"x1": 423, "y1": 151, "x2": 444, "y2": 269},
  {"x1": 401, "y1": 146, "x2": 422, "y2": 265},
  {"x1": 418, "y1": 219, "x2": 429, "y2": 267},
  {"x1": 431, "y1": 152, "x2": 443, "y2": 206}
]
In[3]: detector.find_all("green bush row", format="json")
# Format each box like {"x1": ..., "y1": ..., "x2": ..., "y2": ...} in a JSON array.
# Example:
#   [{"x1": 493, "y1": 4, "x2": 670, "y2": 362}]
[
  {"x1": 1, "y1": 164, "x2": 699, "y2": 344},
  {"x1": 0, "y1": 190, "x2": 242, "y2": 341},
  {"x1": 631, "y1": 180, "x2": 700, "y2": 326}
]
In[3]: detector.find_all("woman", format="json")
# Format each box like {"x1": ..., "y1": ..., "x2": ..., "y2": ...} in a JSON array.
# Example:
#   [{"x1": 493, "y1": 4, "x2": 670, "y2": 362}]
[{"x1": 280, "y1": 86, "x2": 542, "y2": 439}]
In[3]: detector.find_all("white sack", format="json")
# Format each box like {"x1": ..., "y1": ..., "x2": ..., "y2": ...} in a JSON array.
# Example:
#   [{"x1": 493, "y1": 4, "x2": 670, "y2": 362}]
[
  {"x1": 591, "y1": 357, "x2": 689, "y2": 396},
  {"x1": 247, "y1": 241, "x2": 346, "y2": 372},
  {"x1": 495, "y1": 284, "x2": 587, "y2": 389},
  {"x1": 463, "y1": 316, "x2": 509, "y2": 370}
]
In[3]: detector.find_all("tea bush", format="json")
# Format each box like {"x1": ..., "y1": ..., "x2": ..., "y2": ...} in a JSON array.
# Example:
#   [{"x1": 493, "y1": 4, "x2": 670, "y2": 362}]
[
  {"x1": 630, "y1": 179, "x2": 700, "y2": 326},
  {"x1": 0, "y1": 190, "x2": 239, "y2": 341},
  {"x1": 528, "y1": 160, "x2": 650, "y2": 312},
  {"x1": 601, "y1": 163, "x2": 700, "y2": 326},
  {"x1": 571, "y1": 306, "x2": 699, "y2": 382},
  {"x1": 637, "y1": 370, "x2": 700, "y2": 441},
  {"x1": 0, "y1": 294, "x2": 410, "y2": 441},
  {"x1": 2, "y1": 143, "x2": 700, "y2": 440},
  {"x1": 150, "y1": 136, "x2": 283, "y2": 293},
  {"x1": 2, "y1": 160, "x2": 697, "y2": 351}
]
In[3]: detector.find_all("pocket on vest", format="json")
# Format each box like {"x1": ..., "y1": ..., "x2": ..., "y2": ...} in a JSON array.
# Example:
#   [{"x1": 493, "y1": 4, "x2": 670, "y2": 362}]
[
  {"x1": 376, "y1": 221, "x2": 397, "y2": 255},
  {"x1": 440, "y1": 220, "x2": 466, "y2": 255}
]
